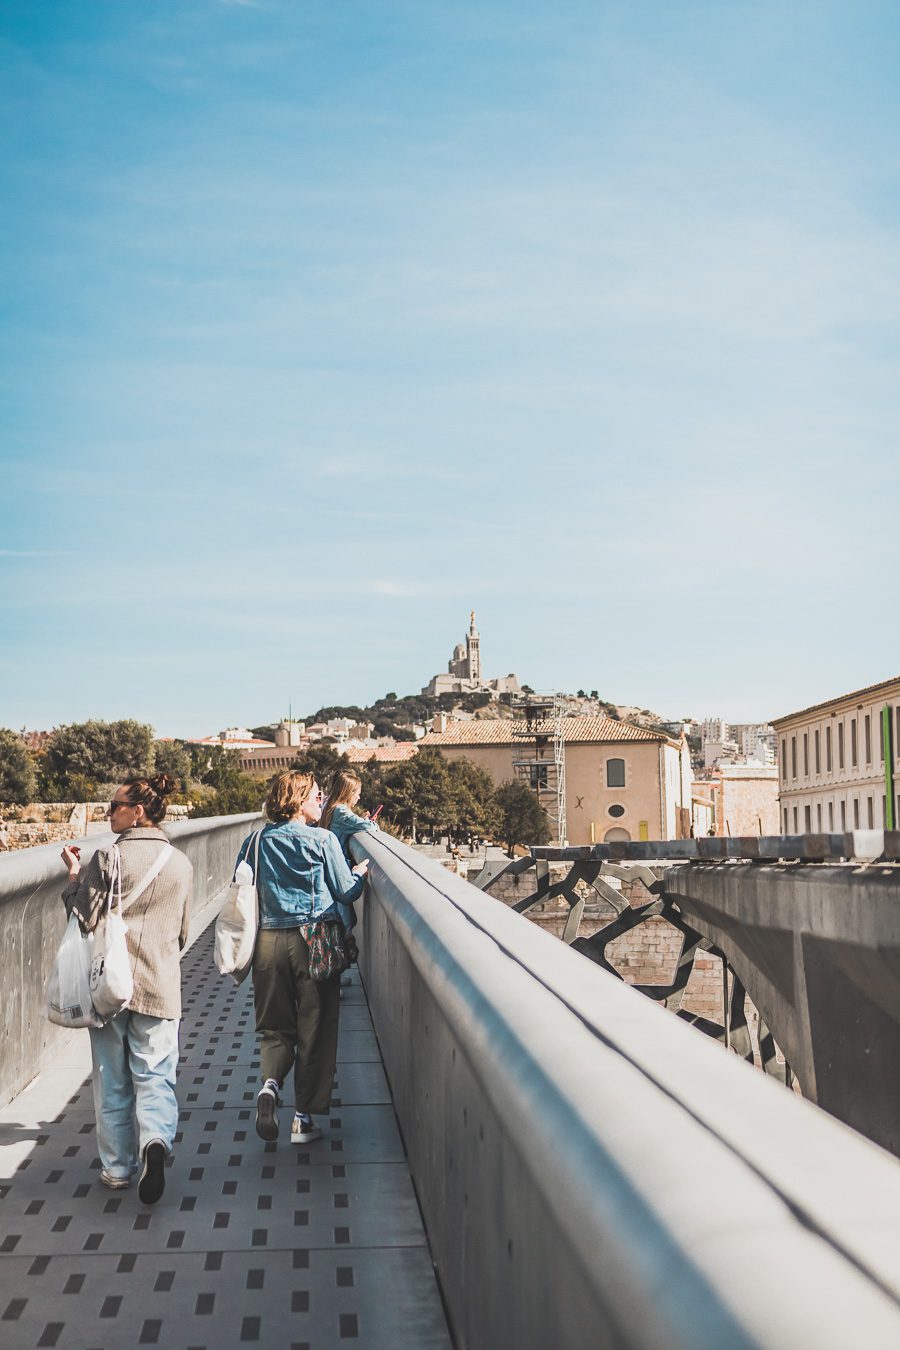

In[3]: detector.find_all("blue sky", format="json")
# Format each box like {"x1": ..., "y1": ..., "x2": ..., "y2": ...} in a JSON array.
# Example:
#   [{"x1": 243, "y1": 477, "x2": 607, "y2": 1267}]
[{"x1": 2, "y1": 0, "x2": 898, "y2": 736}]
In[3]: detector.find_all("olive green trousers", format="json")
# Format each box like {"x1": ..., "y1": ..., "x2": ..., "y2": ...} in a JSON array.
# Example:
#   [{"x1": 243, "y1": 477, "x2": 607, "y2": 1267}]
[{"x1": 251, "y1": 928, "x2": 341, "y2": 1115}]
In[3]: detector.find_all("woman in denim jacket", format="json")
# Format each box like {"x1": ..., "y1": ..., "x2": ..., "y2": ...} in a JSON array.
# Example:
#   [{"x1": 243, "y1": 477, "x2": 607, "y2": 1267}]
[{"x1": 238, "y1": 771, "x2": 368, "y2": 1146}]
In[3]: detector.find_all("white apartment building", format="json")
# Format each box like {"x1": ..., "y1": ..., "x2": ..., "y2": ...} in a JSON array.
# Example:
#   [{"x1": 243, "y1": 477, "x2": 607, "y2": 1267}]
[
  {"x1": 772, "y1": 675, "x2": 900, "y2": 834},
  {"x1": 700, "y1": 718, "x2": 775, "y2": 769},
  {"x1": 700, "y1": 718, "x2": 729, "y2": 746},
  {"x1": 738, "y1": 724, "x2": 776, "y2": 764}
]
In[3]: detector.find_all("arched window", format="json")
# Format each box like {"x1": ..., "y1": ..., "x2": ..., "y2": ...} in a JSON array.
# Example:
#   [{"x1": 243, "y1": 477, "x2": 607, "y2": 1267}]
[{"x1": 606, "y1": 758, "x2": 625, "y2": 788}]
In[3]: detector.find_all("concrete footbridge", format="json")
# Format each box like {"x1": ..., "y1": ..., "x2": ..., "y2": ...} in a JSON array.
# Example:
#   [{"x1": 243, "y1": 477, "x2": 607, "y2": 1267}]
[{"x1": 1, "y1": 817, "x2": 899, "y2": 1348}]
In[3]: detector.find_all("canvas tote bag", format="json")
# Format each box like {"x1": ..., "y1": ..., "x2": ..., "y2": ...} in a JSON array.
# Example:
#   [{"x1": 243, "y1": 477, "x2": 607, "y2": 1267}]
[
  {"x1": 89, "y1": 842, "x2": 173, "y2": 1019},
  {"x1": 214, "y1": 829, "x2": 262, "y2": 984}
]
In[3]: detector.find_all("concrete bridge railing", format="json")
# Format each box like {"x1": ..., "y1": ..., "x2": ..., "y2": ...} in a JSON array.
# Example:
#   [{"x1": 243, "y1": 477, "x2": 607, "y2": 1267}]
[
  {"x1": 0, "y1": 813, "x2": 260, "y2": 1106},
  {"x1": 355, "y1": 831, "x2": 900, "y2": 1350}
]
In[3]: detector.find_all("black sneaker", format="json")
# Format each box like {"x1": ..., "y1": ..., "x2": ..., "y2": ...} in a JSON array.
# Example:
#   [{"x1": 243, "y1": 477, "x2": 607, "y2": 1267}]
[
  {"x1": 138, "y1": 1140, "x2": 167, "y2": 1206},
  {"x1": 255, "y1": 1083, "x2": 280, "y2": 1142}
]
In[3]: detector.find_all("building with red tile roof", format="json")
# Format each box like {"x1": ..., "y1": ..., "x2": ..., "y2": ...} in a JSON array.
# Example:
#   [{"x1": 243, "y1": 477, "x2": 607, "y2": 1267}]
[
  {"x1": 343, "y1": 742, "x2": 420, "y2": 765},
  {"x1": 421, "y1": 716, "x2": 692, "y2": 846}
]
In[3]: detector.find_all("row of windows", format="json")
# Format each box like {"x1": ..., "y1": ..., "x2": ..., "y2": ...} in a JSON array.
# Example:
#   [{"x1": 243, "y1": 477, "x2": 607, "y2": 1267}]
[
  {"x1": 780, "y1": 706, "x2": 899, "y2": 783},
  {"x1": 782, "y1": 792, "x2": 898, "y2": 833}
]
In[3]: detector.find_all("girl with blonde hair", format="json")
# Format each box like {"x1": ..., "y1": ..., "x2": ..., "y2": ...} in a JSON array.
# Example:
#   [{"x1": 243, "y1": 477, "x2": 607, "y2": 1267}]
[{"x1": 236, "y1": 770, "x2": 368, "y2": 1146}]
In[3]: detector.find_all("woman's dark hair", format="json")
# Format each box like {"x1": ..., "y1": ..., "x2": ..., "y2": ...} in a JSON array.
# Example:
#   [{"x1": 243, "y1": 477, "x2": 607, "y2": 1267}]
[{"x1": 120, "y1": 773, "x2": 176, "y2": 825}]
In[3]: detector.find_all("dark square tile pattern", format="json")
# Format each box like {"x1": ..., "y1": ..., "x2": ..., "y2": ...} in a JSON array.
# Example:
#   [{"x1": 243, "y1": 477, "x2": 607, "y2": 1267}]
[{"x1": 0, "y1": 930, "x2": 450, "y2": 1350}]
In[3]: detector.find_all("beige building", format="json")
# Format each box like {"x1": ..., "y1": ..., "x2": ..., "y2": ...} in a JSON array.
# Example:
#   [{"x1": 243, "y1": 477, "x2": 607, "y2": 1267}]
[
  {"x1": 772, "y1": 675, "x2": 900, "y2": 834},
  {"x1": 422, "y1": 716, "x2": 692, "y2": 845},
  {"x1": 240, "y1": 745, "x2": 306, "y2": 776},
  {"x1": 692, "y1": 765, "x2": 780, "y2": 837}
]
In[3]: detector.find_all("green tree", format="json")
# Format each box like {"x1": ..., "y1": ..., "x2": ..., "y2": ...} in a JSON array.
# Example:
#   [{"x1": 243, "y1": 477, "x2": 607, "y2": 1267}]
[
  {"x1": 188, "y1": 744, "x2": 246, "y2": 790},
  {"x1": 249, "y1": 725, "x2": 277, "y2": 743},
  {"x1": 371, "y1": 718, "x2": 416, "y2": 741},
  {"x1": 42, "y1": 719, "x2": 154, "y2": 797},
  {"x1": 381, "y1": 747, "x2": 453, "y2": 840},
  {"x1": 0, "y1": 729, "x2": 36, "y2": 805},
  {"x1": 371, "y1": 692, "x2": 435, "y2": 725},
  {"x1": 152, "y1": 740, "x2": 193, "y2": 794},
  {"x1": 494, "y1": 780, "x2": 551, "y2": 856},
  {"x1": 447, "y1": 758, "x2": 499, "y2": 840},
  {"x1": 356, "y1": 758, "x2": 386, "y2": 815},
  {"x1": 291, "y1": 743, "x2": 346, "y2": 791},
  {"x1": 188, "y1": 774, "x2": 266, "y2": 819}
]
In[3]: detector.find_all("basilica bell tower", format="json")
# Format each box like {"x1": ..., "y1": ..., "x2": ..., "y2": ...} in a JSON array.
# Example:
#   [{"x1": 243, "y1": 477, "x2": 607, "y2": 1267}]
[{"x1": 466, "y1": 610, "x2": 481, "y2": 682}]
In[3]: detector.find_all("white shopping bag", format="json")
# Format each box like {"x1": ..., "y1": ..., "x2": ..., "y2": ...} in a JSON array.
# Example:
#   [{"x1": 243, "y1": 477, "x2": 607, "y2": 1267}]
[
  {"x1": 45, "y1": 912, "x2": 103, "y2": 1028},
  {"x1": 214, "y1": 830, "x2": 261, "y2": 984}
]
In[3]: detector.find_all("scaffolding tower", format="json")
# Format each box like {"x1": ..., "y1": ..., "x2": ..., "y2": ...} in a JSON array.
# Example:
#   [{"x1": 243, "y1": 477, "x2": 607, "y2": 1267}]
[{"x1": 511, "y1": 692, "x2": 567, "y2": 845}]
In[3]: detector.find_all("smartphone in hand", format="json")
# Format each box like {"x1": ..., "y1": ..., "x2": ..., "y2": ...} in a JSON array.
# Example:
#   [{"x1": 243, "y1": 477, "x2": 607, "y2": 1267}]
[{"x1": 371, "y1": 805, "x2": 383, "y2": 821}]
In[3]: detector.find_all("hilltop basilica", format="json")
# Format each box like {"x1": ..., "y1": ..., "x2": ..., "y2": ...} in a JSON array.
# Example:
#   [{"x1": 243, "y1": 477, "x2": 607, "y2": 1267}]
[{"x1": 422, "y1": 611, "x2": 521, "y2": 699}]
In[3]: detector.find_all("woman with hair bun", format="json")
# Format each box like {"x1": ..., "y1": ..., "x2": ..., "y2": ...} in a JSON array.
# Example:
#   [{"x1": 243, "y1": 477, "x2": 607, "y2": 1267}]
[{"x1": 60, "y1": 771, "x2": 193, "y2": 1204}]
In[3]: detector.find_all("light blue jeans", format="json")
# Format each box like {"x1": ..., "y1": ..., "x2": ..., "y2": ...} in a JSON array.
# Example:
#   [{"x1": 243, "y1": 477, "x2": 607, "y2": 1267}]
[{"x1": 88, "y1": 1012, "x2": 179, "y2": 1179}]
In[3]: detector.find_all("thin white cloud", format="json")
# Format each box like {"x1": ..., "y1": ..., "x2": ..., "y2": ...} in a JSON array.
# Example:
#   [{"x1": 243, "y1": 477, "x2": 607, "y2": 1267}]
[{"x1": 363, "y1": 578, "x2": 476, "y2": 600}]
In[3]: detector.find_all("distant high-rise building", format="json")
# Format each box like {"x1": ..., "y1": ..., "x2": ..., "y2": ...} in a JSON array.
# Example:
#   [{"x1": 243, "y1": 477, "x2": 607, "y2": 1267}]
[{"x1": 700, "y1": 717, "x2": 775, "y2": 769}]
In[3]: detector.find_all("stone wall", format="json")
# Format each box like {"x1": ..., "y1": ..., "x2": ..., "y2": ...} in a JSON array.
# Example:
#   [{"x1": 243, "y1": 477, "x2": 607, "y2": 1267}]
[
  {"x1": 0, "y1": 801, "x2": 191, "y2": 851},
  {"x1": 716, "y1": 773, "x2": 780, "y2": 837}
]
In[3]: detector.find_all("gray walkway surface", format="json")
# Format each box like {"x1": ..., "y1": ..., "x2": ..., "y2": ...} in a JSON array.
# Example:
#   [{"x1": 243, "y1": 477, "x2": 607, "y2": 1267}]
[{"x1": 0, "y1": 928, "x2": 452, "y2": 1350}]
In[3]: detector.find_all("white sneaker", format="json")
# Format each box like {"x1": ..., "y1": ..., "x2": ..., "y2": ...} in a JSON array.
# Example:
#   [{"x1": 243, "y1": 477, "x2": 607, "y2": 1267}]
[
  {"x1": 255, "y1": 1083, "x2": 280, "y2": 1142},
  {"x1": 99, "y1": 1169, "x2": 131, "y2": 1190},
  {"x1": 291, "y1": 1113, "x2": 322, "y2": 1144}
]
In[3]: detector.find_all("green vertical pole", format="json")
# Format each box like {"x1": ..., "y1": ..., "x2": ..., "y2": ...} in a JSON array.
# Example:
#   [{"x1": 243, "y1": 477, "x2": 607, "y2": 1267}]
[{"x1": 883, "y1": 705, "x2": 895, "y2": 830}]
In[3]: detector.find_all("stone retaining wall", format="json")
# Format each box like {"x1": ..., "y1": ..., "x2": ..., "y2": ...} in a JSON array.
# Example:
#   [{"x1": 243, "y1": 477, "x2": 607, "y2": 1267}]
[{"x1": 0, "y1": 802, "x2": 190, "y2": 851}]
